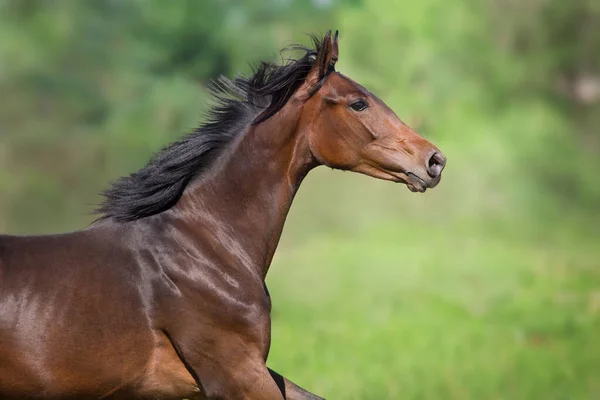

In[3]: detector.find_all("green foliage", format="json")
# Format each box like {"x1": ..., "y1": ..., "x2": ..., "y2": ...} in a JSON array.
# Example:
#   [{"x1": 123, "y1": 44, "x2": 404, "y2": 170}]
[{"x1": 1, "y1": 0, "x2": 599, "y2": 398}]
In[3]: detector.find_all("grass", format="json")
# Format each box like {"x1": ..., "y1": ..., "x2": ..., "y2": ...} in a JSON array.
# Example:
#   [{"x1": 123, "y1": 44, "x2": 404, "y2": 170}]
[{"x1": 265, "y1": 170, "x2": 600, "y2": 400}]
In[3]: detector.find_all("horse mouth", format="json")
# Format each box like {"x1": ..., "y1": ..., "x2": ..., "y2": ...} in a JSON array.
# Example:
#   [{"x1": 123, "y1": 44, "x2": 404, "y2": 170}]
[
  {"x1": 405, "y1": 172, "x2": 439, "y2": 193},
  {"x1": 371, "y1": 167, "x2": 440, "y2": 193}
]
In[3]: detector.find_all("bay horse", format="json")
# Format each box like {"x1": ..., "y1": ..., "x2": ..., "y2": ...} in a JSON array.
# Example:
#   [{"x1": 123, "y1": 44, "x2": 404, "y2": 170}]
[{"x1": 0, "y1": 31, "x2": 445, "y2": 399}]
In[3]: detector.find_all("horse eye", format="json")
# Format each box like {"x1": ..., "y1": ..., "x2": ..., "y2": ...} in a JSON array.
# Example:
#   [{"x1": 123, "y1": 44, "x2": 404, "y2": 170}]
[{"x1": 350, "y1": 99, "x2": 368, "y2": 112}]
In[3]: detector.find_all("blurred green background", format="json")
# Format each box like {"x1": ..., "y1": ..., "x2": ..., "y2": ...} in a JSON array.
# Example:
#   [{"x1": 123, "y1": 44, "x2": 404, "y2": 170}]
[{"x1": 1, "y1": 0, "x2": 599, "y2": 398}]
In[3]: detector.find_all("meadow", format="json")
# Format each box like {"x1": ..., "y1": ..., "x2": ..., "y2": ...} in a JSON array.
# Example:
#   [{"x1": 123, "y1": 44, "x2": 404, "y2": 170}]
[{"x1": 267, "y1": 169, "x2": 600, "y2": 399}]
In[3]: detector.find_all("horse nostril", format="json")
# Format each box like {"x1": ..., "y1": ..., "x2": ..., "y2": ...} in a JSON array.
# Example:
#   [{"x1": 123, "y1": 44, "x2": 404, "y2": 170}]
[{"x1": 427, "y1": 151, "x2": 446, "y2": 178}]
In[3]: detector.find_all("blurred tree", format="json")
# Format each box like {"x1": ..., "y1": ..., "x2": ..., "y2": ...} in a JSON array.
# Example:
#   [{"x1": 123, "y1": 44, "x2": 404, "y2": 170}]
[{"x1": 0, "y1": 0, "x2": 333, "y2": 233}]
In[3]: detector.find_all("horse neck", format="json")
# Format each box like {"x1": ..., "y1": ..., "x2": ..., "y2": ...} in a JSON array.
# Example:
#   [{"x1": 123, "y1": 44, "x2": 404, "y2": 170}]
[{"x1": 170, "y1": 103, "x2": 315, "y2": 279}]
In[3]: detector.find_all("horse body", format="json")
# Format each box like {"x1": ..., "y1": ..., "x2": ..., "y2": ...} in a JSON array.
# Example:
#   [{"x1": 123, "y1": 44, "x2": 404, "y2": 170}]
[
  {"x1": 0, "y1": 31, "x2": 446, "y2": 399},
  {"x1": 0, "y1": 214, "x2": 271, "y2": 399},
  {"x1": 0, "y1": 110, "x2": 300, "y2": 398}
]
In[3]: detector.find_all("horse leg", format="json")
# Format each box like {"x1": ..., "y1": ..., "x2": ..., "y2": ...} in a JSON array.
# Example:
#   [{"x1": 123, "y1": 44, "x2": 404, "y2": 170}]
[
  {"x1": 199, "y1": 356, "x2": 284, "y2": 400},
  {"x1": 164, "y1": 331, "x2": 281, "y2": 399},
  {"x1": 268, "y1": 368, "x2": 324, "y2": 400}
]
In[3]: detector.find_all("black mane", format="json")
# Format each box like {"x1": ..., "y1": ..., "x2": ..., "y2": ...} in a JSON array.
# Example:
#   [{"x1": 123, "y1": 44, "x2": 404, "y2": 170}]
[{"x1": 97, "y1": 36, "x2": 323, "y2": 222}]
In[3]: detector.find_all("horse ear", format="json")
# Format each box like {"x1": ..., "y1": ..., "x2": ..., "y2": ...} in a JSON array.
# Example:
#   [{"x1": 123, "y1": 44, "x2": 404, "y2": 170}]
[
  {"x1": 331, "y1": 30, "x2": 339, "y2": 65},
  {"x1": 296, "y1": 30, "x2": 339, "y2": 100}
]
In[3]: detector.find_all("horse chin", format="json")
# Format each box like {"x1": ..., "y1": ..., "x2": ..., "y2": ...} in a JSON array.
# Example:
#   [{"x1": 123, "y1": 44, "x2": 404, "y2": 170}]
[{"x1": 406, "y1": 183, "x2": 426, "y2": 193}]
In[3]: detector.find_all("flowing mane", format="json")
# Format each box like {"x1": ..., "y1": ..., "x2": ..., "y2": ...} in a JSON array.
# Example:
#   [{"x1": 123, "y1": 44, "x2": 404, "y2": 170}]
[{"x1": 97, "y1": 36, "x2": 324, "y2": 222}]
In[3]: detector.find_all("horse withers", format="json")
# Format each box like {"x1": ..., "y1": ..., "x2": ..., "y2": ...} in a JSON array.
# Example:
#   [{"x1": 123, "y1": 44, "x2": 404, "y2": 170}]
[{"x1": 0, "y1": 31, "x2": 445, "y2": 399}]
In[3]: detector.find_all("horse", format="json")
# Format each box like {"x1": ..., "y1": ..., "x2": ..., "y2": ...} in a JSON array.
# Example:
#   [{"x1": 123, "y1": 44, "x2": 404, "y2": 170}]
[{"x1": 0, "y1": 31, "x2": 446, "y2": 399}]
